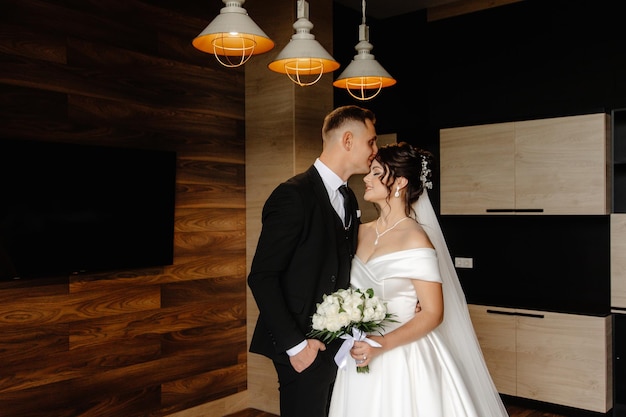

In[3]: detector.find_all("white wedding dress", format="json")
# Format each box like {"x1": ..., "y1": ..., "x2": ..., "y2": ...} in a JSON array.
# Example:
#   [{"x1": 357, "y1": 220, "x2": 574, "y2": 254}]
[
  {"x1": 328, "y1": 250, "x2": 478, "y2": 416},
  {"x1": 328, "y1": 192, "x2": 509, "y2": 417}
]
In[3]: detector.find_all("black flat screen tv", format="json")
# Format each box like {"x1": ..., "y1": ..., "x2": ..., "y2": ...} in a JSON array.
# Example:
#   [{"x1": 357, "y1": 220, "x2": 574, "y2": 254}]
[{"x1": 0, "y1": 139, "x2": 176, "y2": 280}]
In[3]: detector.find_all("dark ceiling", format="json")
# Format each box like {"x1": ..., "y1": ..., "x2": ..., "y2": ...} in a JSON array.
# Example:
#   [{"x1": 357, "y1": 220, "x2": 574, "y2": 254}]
[{"x1": 333, "y1": 0, "x2": 457, "y2": 19}]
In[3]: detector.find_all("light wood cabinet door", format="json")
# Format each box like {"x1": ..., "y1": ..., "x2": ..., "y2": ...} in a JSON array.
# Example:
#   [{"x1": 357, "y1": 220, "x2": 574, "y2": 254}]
[
  {"x1": 468, "y1": 304, "x2": 516, "y2": 395},
  {"x1": 516, "y1": 309, "x2": 612, "y2": 413},
  {"x1": 515, "y1": 113, "x2": 609, "y2": 214},
  {"x1": 440, "y1": 113, "x2": 609, "y2": 215},
  {"x1": 469, "y1": 304, "x2": 612, "y2": 412},
  {"x1": 440, "y1": 122, "x2": 515, "y2": 214},
  {"x1": 612, "y1": 213, "x2": 626, "y2": 309}
]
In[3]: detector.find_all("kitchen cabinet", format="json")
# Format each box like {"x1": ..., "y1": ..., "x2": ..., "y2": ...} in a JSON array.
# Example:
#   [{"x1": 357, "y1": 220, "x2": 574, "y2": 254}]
[
  {"x1": 469, "y1": 304, "x2": 612, "y2": 413},
  {"x1": 467, "y1": 304, "x2": 516, "y2": 395},
  {"x1": 612, "y1": 214, "x2": 626, "y2": 310},
  {"x1": 440, "y1": 113, "x2": 610, "y2": 215}
]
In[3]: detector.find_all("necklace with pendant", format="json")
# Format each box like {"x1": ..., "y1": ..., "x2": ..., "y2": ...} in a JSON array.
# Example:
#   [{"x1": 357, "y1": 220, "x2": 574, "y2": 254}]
[{"x1": 374, "y1": 217, "x2": 410, "y2": 245}]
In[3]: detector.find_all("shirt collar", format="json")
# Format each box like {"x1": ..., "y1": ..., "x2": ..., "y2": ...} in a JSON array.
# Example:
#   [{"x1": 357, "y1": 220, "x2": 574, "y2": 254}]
[{"x1": 314, "y1": 158, "x2": 345, "y2": 192}]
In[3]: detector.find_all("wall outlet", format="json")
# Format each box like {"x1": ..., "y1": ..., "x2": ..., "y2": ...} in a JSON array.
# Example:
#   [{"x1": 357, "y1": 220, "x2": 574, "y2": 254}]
[{"x1": 454, "y1": 257, "x2": 473, "y2": 268}]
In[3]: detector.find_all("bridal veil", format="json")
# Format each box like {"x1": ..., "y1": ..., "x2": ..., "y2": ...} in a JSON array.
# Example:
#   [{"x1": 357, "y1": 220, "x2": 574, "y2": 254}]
[{"x1": 413, "y1": 190, "x2": 509, "y2": 417}]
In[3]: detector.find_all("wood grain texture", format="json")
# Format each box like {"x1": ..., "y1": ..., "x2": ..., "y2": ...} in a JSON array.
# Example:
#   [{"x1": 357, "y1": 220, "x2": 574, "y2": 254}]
[
  {"x1": 0, "y1": 0, "x2": 246, "y2": 416},
  {"x1": 440, "y1": 114, "x2": 609, "y2": 215},
  {"x1": 468, "y1": 304, "x2": 517, "y2": 395},
  {"x1": 514, "y1": 113, "x2": 609, "y2": 214},
  {"x1": 612, "y1": 214, "x2": 626, "y2": 308},
  {"x1": 470, "y1": 304, "x2": 612, "y2": 413},
  {"x1": 440, "y1": 121, "x2": 516, "y2": 214},
  {"x1": 516, "y1": 310, "x2": 611, "y2": 413},
  {"x1": 243, "y1": 0, "x2": 335, "y2": 414}
]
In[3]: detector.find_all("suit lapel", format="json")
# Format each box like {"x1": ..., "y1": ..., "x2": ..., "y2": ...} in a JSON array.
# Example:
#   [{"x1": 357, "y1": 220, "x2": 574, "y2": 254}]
[{"x1": 306, "y1": 166, "x2": 358, "y2": 254}]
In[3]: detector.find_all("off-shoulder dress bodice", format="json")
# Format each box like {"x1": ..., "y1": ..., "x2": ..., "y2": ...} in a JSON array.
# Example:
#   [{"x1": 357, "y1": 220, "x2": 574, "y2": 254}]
[{"x1": 352, "y1": 248, "x2": 440, "y2": 332}]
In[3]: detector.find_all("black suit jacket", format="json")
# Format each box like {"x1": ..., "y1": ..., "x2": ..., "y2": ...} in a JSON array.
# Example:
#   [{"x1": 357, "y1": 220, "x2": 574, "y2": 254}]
[{"x1": 248, "y1": 166, "x2": 359, "y2": 364}]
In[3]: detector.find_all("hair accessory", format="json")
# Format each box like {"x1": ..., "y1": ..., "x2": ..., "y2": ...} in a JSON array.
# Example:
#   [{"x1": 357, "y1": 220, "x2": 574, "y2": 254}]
[
  {"x1": 394, "y1": 186, "x2": 400, "y2": 198},
  {"x1": 420, "y1": 154, "x2": 433, "y2": 190}
]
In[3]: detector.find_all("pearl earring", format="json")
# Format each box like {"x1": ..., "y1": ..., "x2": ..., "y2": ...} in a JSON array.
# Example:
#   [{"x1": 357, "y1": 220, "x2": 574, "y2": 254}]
[{"x1": 394, "y1": 186, "x2": 400, "y2": 198}]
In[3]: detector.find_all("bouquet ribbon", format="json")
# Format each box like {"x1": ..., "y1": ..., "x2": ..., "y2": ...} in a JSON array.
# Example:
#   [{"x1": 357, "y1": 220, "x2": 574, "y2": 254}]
[{"x1": 334, "y1": 328, "x2": 382, "y2": 369}]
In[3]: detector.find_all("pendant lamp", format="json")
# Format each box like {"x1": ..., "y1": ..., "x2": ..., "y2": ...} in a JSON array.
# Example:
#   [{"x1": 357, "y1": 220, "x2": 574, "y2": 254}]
[
  {"x1": 268, "y1": 0, "x2": 340, "y2": 87},
  {"x1": 192, "y1": 0, "x2": 275, "y2": 68},
  {"x1": 333, "y1": 0, "x2": 396, "y2": 100}
]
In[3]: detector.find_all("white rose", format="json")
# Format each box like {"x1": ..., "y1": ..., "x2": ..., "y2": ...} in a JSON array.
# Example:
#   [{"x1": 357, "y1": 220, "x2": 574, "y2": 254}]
[
  {"x1": 363, "y1": 296, "x2": 387, "y2": 321},
  {"x1": 342, "y1": 293, "x2": 363, "y2": 321},
  {"x1": 324, "y1": 311, "x2": 350, "y2": 332}
]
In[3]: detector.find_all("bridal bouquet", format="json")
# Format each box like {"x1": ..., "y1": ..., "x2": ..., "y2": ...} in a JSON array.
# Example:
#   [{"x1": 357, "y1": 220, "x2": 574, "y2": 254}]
[{"x1": 308, "y1": 287, "x2": 396, "y2": 373}]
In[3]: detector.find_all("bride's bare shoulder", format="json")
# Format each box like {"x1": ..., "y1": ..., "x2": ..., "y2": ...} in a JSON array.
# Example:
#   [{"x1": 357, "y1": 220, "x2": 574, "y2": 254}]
[{"x1": 406, "y1": 221, "x2": 434, "y2": 249}]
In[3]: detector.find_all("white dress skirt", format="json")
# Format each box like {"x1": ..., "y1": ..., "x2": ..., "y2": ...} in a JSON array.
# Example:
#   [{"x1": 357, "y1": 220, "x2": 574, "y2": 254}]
[{"x1": 328, "y1": 248, "x2": 507, "y2": 417}]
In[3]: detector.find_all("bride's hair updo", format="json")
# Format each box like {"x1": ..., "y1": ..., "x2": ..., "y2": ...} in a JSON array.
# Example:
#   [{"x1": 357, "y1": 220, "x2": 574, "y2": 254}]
[{"x1": 374, "y1": 142, "x2": 434, "y2": 217}]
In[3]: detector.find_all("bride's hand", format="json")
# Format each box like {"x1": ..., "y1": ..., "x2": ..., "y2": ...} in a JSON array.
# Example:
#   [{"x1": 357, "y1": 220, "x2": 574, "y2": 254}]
[{"x1": 351, "y1": 338, "x2": 382, "y2": 366}]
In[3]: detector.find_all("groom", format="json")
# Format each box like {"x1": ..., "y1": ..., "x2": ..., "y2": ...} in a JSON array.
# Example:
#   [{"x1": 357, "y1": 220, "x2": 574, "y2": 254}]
[{"x1": 248, "y1": 105, "x2": 378, "y2": 417}]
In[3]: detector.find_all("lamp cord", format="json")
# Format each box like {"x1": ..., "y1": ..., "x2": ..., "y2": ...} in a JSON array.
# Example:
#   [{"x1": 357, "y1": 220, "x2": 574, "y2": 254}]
[{"x1": 361, "y1": 0, "x2": 366, "y2": 24}]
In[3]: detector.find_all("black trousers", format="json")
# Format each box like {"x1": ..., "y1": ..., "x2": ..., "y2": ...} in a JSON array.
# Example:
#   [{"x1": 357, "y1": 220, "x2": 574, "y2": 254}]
[{"x1": 273, "y1": 350, "x2": 338, "y2": 417}]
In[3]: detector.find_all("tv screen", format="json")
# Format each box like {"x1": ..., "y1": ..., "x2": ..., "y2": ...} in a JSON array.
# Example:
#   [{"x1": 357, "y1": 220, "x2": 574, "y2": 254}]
[{"x1": 0, "y1": 139, "x2": 176, "y2": 280}]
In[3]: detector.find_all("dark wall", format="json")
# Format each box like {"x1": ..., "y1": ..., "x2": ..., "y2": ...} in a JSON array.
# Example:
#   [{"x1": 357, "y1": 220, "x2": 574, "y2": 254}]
[
  {"x1": 334, "y1": 0, "x2": 618, "y2": 316},
  {"x1": 426, "y1": 0, "x2": 623, "y2": 129},
  {"x1": 332, "y1": 5, "x2": 432, "y2": 146},
  {"x1": 422, "y1": 0, "x2": 616, "y2": 316},
  {"x1": 440, "y1": 215, "x2": 611, "y2": 316},
  {"x1": 335, "y1": 0, "x2": 626, "y2": 142}
]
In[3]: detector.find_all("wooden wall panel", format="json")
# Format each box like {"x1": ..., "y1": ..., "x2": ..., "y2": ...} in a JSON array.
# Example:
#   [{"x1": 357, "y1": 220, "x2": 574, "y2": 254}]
[
  {"x1": 244, "y1": 0, "x2": 335, "y2": 415},
  {"x1": 0, "y1": 0, "x2": 247, "y2": 416}
]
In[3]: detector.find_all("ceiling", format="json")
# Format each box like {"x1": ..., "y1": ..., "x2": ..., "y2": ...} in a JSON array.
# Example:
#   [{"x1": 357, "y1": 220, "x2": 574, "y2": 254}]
[{"x1": 334, "y1": 0, "x2": 459, "y2": 19}]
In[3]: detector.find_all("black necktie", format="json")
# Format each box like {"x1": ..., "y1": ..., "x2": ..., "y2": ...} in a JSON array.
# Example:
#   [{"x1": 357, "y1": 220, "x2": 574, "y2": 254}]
[{"x1": 338, "y1": 185, "x2": 352, "y2": 228}]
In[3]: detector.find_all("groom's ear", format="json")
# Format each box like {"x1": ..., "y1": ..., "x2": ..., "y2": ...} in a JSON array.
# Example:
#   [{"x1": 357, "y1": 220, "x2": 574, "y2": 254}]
[{"x1": 342, "y1": 131, "x2": 353, "y2": 150}]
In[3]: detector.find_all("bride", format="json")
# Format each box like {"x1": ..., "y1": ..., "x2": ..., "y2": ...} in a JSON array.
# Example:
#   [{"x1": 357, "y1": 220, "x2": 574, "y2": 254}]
[{"x1": 328, "y1": 142, "x2": 509, "y2": 417}]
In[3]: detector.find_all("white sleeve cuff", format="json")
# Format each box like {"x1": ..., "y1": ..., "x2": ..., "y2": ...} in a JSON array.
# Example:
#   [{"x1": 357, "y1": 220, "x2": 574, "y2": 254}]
[{"x1": 286, "y1": 340, "x2": 307, "y2": 356}]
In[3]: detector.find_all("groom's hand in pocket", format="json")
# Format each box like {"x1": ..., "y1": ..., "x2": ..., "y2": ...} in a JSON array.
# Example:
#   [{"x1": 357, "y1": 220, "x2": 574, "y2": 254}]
[{"x1": 289, "y1": 339, "x2": 326, "y2": 373}]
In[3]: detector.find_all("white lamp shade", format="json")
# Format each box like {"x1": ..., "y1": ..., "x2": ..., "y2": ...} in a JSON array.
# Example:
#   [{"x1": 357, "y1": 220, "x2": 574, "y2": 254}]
[
  {"x1": 268, "y1": 1, "x2": 339, "y2": 86},
  {"x1": 333, "y1": 36, "x2": 396, "y2": 90},
  {"x1": 333, "y1": 16, "x2": 395, "y2": 99},
  {"x1": 268, "y1": 37, "x2": 340, "y2": 75},
  {"x1": 332, "y1": 56, "x2": 396, "y2": 89},
  {"x1": 192, "y1": 1, "x2": 274, "y2": 57}
]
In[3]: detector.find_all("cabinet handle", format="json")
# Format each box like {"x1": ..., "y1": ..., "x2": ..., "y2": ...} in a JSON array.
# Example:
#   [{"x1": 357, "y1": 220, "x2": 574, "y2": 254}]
[
  {"x1": 485, "y1": 309, "x2": 544, "y2": 319},
  {"x1": 486, "y1": 309, "x2": 517, "y2": 316},
  {"x1": 515, "y1": 312, "x2": 544, "y2": 319},
  {"x1": 485, "y1": 209, "x2": 544, "y2": 213}
]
